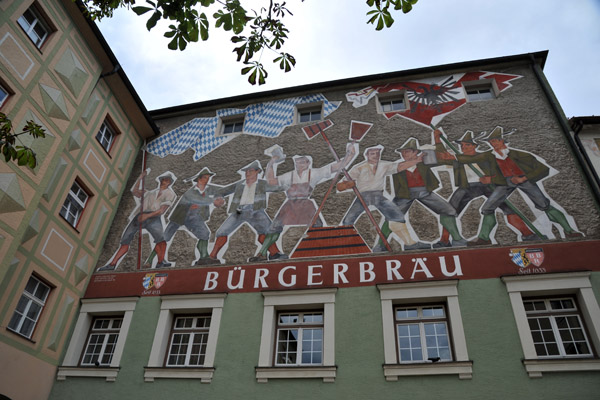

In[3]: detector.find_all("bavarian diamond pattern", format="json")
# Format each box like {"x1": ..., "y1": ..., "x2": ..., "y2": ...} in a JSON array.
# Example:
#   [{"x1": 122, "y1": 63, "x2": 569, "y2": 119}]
[{"x1": 146, "y1": 95, "x2": 341, "y2": 160}]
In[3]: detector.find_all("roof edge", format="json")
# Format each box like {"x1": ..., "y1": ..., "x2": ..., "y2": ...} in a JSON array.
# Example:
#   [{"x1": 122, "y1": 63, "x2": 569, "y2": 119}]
[{"x1": 150, "y1": 50, "x2": 549, "y2": 118}]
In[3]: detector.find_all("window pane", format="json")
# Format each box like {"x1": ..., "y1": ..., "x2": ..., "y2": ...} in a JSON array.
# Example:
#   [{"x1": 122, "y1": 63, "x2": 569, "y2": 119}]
[
  {"x1": 397, "y1": 323, "x2": 422, "y2": 362},
  {"x1": 396, "y1": 308, "x2": 418, "y2": 319}
]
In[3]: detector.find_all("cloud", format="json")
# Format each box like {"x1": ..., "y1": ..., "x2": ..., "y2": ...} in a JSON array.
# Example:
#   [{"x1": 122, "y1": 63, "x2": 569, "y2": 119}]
[{"x1": 97, "y1": 0, "x2": 600, "y2": 116}]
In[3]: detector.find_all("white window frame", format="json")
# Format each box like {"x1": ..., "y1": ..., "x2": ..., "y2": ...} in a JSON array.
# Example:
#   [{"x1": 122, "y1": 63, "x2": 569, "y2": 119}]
[
  {"x1": 275, "y1": 311, "x2": 324, "y2": 366},
  {"x1": 17, "y1": 5, "x2": 51, "y2": 49},
  {"x1": 59, "y1": 181, "x2": 89, "y2": 228},
  {"x1": 217, "y1": 114, "x2": 245, "y2": 136},
  {"x1": 378, "y1": 280, "x2": 472, "y2": 380},
  {"x1": 144, "y1": 293, "x2": 226, "y2": 383},
  {"x1": 256, "y1": 288, "x2": 337, "y2": 383},
  {"x1": 295, "y1": 102, "x2": 323, "y2": 124},
  {"x1": 463, "y1": 78, "x2": 499, "y2": 102},
  {"x1": 80, "y1": 317, "x2": 123, "y2": 366},
  {"x1": 376, "y1": 91, "x2": 409, "y2": 114},
  {"x1": 524, "y1": 297, "x2": 593, "y2": 358},
  {"x1": 95, "y1": 120, "x2": 116, "y2": 153},
  {"x1": 7, "y1": 275, "x2": 51, "y2": 339},
  {"x1": 394, "y1": 304, "x2": 453, "y2": 364},
  {"x1": 502, "y1": 272, "x2": 600, "y2": 378},
  {"x1": 0, "y1": 83, "x2": 9, "y2": 109},
  {"x1": 57, "y1": 297, "x2": 138, "y2": 382}
]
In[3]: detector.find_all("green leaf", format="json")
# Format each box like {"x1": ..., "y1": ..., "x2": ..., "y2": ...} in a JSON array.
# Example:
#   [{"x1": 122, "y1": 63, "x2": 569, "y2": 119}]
[
  {"x1": 168, "y1": 36, "x2": 178, "y2": 50},
  {"x1": 199, "y1": 13, "x2": 209, "y2": 41},
  {"x1": 132, "y1": 6, "x2": 153, "y2": 16},
  {"x1": 146, "y1": 11, "x2": 162, "y2": 31}
]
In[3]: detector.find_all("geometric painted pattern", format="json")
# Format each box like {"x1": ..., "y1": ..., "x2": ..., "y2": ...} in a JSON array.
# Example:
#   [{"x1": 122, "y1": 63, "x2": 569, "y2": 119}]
[
  {"x1": 46, "y1": 294, "x2": 75, "y2": 352},
  {"x1": 21, "y1": 209, "x2": 41, "y2": 243},
  {"x1": 67, "y1": 129, "x2": 83, "y2": 151},
  {"x1": 81, "y1": 93, "x2": 100, "y2": 125},
  {"x1": 42, "y1": 158, "x2": 68, "y2": 202},
  {"x1": 74, "y1": 253, "x2": 90, "y2": 285},
  {"x1": 146, "y1": 94, "x2": 341, "y2": 160},
  {"x1": 40, "y1": 84, "x2": 70, "y2": 120},
  {"x1": 0, "y1": 173, "x2": 26, "y2": 213},
  {"x1": 107, "y1": 179, "x2": 120, "y2": 199},
  {"x1": 87, "y1": 205, "x2": 109, "y2": 247},
  {"x1": 54, "y1": 48, "x2": 88, "y2": 97}
]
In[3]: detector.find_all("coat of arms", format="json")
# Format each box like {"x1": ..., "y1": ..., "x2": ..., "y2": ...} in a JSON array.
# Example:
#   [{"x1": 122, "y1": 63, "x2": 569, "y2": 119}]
[
  {"x1": 142, "y1": 273, "x2": 169, "y2": 290},
  {"x1": 509, "y1": 248, "x2": 544, "y2": 268}
]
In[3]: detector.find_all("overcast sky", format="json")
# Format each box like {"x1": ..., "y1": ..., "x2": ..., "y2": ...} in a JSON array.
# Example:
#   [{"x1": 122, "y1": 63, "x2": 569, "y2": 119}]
[{"x1": 97, "y1": 0, "x2": 600, "y2": 118}]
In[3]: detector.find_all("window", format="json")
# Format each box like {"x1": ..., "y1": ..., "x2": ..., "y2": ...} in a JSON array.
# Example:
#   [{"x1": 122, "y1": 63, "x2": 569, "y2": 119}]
[
  {"x1": 395, "y1": 305, "x2": 451, "y2": 363},
  {"x1": 95, "y1": 120, "x2": 116, "y2": 153},
  {"x1": 275, "y1": 311, "x2": 323, "y2": 366},
  {"x1": 81, "y1": 317, "x2": 123, "y2": 366},
  {"x1": 144, "y1": 294, "x2": 226, "y2": 383},
  {"x1": 524, "y1": 297, "x2": 592, "y2": 358},
  {"x1": 463, "y1": 79, "x2": 498, "y2": 102},
  {"x1": 0, "y1": 84, "x2": 9, "y2": 109},
  {"x1": 59, "y1": 181, "x2": 89, "y2": 228},
  {"x1": 218, "y1": 114, "x2": 245, "y2": 135},
  {"x1": 502, "y1": 272, "x2": 600, "y2": 378},
  {"x1": 465, "y1": 86, "x2": 494, "y2": 101},
  {"x1": 57, "y1": 298, "x2": 137, "y2": 381},
  {"x1": 166, "y1": 315, "x2": 211, "y2": 367},
  {"x1": 378, "y1": 280, "x2": 472, "y2": 380},
  {"x1": 377, "y1": 92, "x2": 408, "y2": 113},
  {"x1": 7, "y1": 275, "x2": 50, "y2": 339},
  {"x1": 256, "y1": 288, "x2": 336, "y2": 383},
  {"x1": 296, "y1": 103, "x2": 323, "y2": 123},
  {"x1": 17, "y1": 5, "x2": 51, "y2": 49}
]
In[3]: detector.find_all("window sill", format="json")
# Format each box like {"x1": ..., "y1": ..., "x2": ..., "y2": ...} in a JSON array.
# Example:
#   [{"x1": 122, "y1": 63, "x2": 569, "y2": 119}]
[
  {"x1": 383, "y1": 361, "x2": 473, "y2": 380},
  {"x1": 56, "y1": 366, "x2": 119, "y2": 382},
  {"x1": 523, "y1": 358, "x2": 600, "y2": 378},
  {"x1": 144, "y1": 367, "x2": 215, "y2": 383},
  {"x1": 255, "y1": 366, "x2": 337, "y2": 383}
]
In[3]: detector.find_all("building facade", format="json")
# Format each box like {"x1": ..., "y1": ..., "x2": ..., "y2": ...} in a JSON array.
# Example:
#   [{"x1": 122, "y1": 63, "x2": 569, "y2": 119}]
[
  {"x1": 0, "y1": 1, "x2": 156, "y2": 399},
  {"x1": 45, "y1": 49, "x2": 600, "y2": 400}
]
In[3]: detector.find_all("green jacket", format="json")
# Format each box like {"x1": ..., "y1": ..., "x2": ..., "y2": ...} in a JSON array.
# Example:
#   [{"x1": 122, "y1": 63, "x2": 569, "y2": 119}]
[
  {"x1": 392, "y1": 163, "x2": 440, "y2": 199},
  {"x1": 456, "y1": 149, "x2": 549, "y2": 185},
  {"x1": 168, "y1": 185, "x2": 221, "y2": 224}
]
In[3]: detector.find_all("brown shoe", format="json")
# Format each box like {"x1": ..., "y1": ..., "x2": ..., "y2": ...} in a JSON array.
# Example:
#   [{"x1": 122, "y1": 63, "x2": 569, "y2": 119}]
[
  {"x1": 565, "y1": 231, "x2": 583, "y2": 238},
  {"x1": 467, "y1": 238, "x2": 492, "y2": 246}
]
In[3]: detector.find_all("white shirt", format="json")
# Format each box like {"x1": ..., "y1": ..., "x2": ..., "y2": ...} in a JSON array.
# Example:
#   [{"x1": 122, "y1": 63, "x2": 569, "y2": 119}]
[
  {"x1": 348, "y1": 160, "x2": 398, "y2": 192},
  {"x1": 278, "y1": 165, "x2": 332, "y2": 189},
  {"x1": 239, "y1": 181, "x2": 257, "y2": 205}
]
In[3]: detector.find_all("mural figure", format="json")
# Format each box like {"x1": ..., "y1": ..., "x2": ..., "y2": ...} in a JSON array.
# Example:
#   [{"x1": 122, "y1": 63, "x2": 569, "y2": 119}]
[
  {"x1": 453, "y1": 126, "x2": 582, "y2": 244},
  {"x1": 337, "y1": 145, "x2": 423, "y2": 250},
  {"x1": 382, "y1": 137, "x2": 467, "y2": 249},
  {"x1": 145, "y1": 167, "x2": 225, "y2": 267},
  {"x1": 209, "y1": 161, "x2": 284, "y2": 262},
  {"x1": 254, "y1": 144, "x2": 358, "y2": 260},
  {"x1": 434, "y1": 129, "x2": 538, "y2": 247},
  {"x1": 98, "y1": 170, "x2": 177, "y2": 271}
]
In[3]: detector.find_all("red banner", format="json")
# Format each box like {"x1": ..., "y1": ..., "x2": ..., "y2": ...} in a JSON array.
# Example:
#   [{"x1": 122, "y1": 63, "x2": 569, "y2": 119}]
[{"x1": 85, "y1": 240, "x2": 600, "y2": 298}]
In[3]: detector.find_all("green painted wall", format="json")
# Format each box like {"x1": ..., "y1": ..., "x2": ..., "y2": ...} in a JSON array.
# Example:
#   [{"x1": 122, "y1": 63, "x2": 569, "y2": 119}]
[{"x1": 49, "y1": 277, "x2": 600, "y2": 400}]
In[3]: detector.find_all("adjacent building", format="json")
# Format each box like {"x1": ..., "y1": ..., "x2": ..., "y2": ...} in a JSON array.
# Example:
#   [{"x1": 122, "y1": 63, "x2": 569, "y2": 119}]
[{"x1": 0, "y1": 1, "x2": 156, "y2": 399}]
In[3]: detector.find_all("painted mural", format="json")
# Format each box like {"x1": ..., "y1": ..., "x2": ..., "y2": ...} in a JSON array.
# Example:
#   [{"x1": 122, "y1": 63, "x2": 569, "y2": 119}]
[{"x1": 97, "y1": 71, "x2": 584, "y2": 272}]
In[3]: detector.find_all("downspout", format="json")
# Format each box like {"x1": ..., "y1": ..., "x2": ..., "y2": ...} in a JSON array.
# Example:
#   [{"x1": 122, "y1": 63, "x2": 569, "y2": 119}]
[
  {"x1": 571, "y1": 119, "x2": 600, "y2": 196},
  {"x1": 529, "y1": 54, "x2": 600, "y2": 207}
]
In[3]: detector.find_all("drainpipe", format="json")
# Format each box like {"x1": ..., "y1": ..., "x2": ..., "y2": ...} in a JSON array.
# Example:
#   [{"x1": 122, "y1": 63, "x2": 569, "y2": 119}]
[
  {"x1": 529, "y1": 54, "x2": 600, "y2": 207},
  {"x1": 571, "y1": 119, "x2": 600, "y2": 196}
]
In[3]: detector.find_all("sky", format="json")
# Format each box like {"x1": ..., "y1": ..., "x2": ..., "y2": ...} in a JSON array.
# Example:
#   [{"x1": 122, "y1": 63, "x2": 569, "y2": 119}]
[{"x1": 96, "y1": 0, "x2": 600, "y2": 118}]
